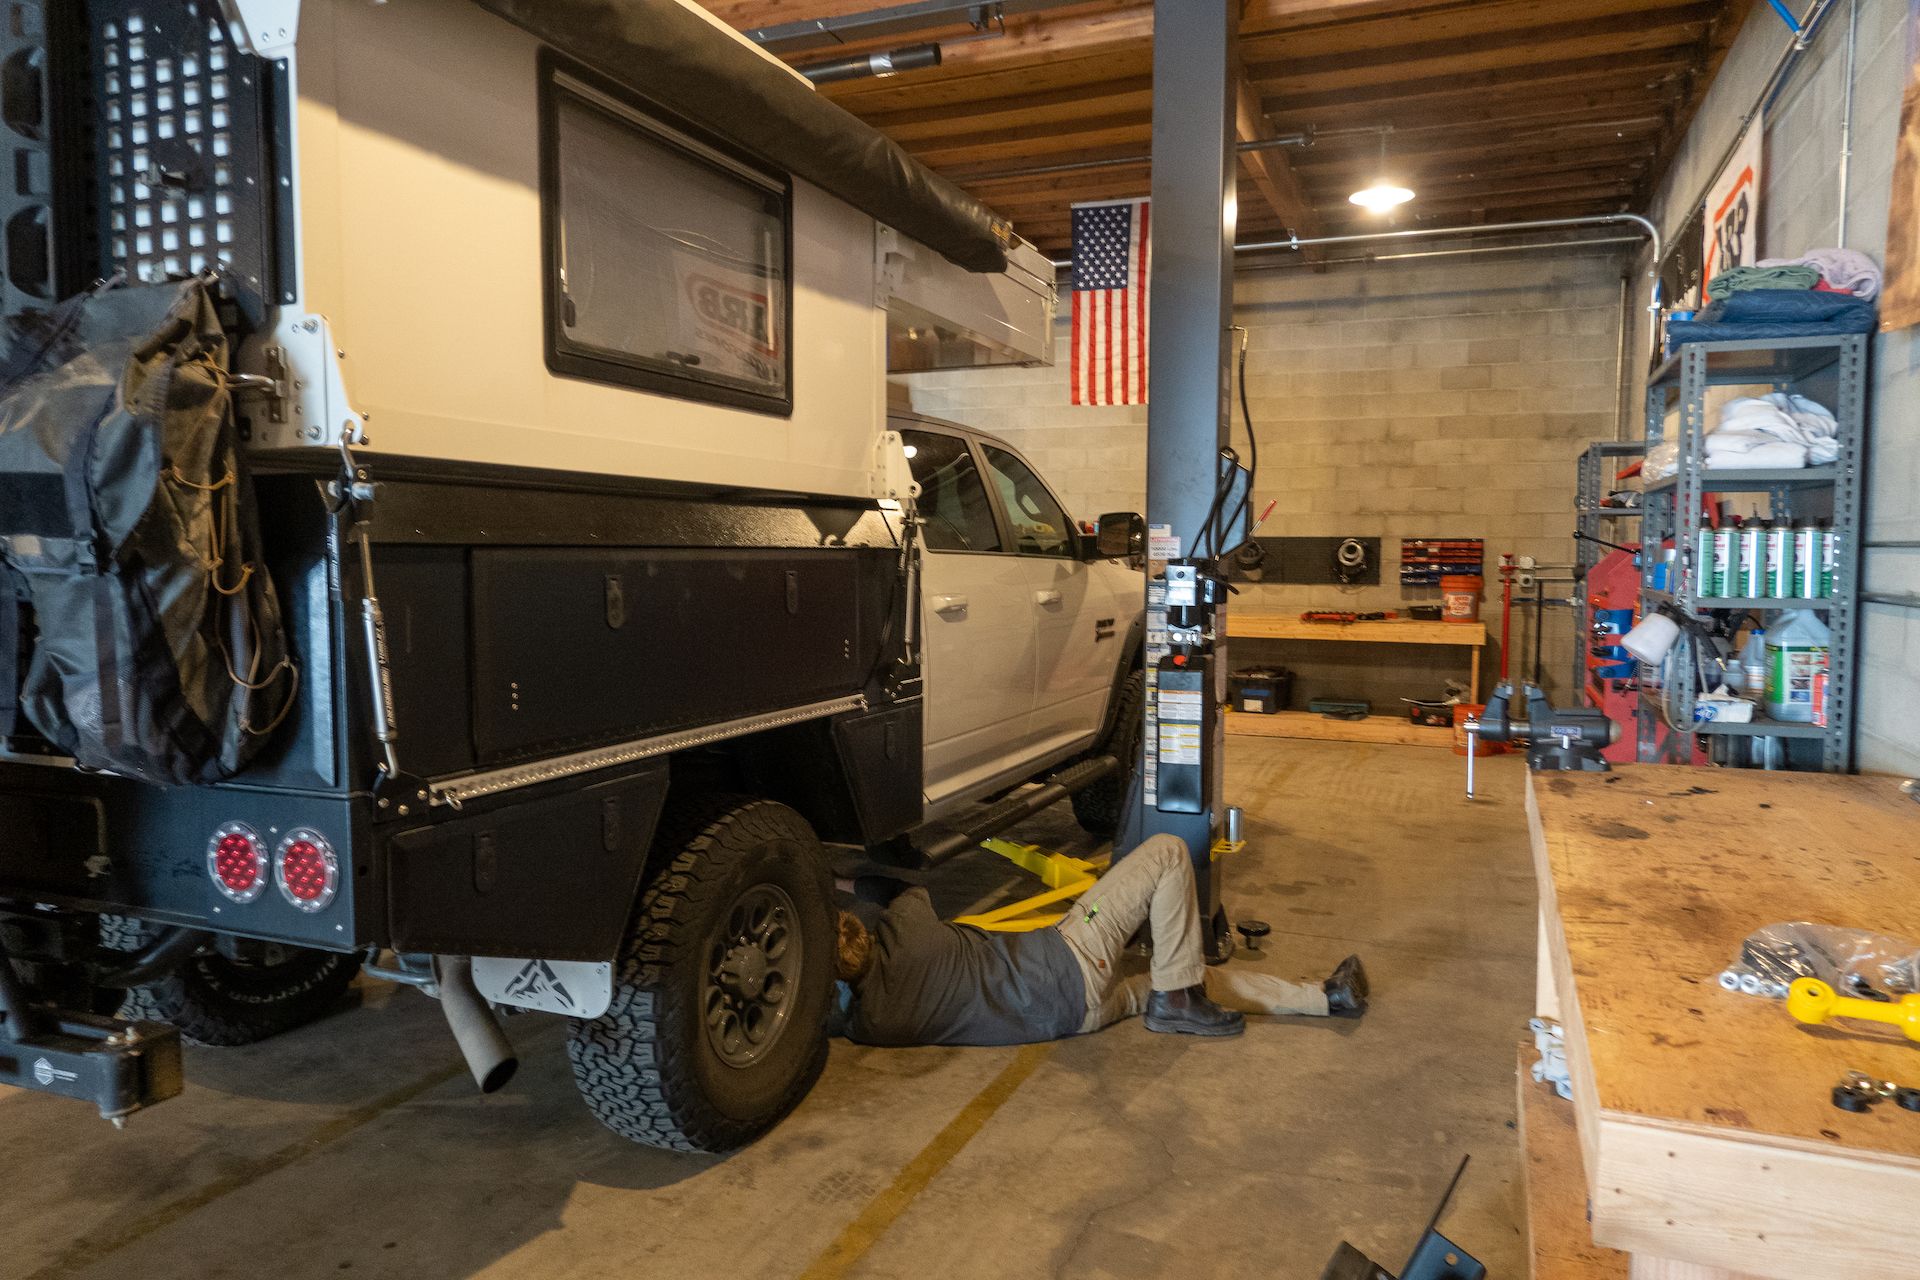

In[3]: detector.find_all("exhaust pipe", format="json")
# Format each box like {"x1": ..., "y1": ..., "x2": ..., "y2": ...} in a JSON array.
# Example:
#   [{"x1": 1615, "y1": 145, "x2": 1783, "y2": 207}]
[{"x1": 431, "y1": 956, "x2": 518, "y2": 1094}]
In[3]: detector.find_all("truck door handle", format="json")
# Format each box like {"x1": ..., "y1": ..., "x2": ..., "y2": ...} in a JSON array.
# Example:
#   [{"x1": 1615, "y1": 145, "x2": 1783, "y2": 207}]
[
  {"x1": 1034, "y1": 589, "x2": 1063, "y2": 606},
  {"x1": 933, "y1": 594, "x2": 969, "y2": 615}
]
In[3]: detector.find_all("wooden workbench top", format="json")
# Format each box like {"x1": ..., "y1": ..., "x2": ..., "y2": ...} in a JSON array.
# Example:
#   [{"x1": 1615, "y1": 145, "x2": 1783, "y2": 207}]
[
  {"x1": 1227, "y1": 614, "x2": 1486, "y2": 646},
  {"x1": 1531, "y1": 766, "x2": 1920, "y2": 1279}
]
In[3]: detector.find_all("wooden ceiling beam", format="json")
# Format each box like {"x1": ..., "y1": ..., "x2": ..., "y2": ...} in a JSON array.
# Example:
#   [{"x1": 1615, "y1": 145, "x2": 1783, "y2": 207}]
[
  {"x1": 1234, "y1": 66, "x2": 1321, "y2": 243},
  {"x1": 909, "y1": 117, "x2": 1152, "y2": 168},
  {"x1": 1256, "y1": 46, "x2": 1693, "y2": 113},
  {"x1": 1255, "y1": 6, "x2": 1715, "y2": 97},
  {"x1": 1243, "y1": 0, "x2": 1720, "y2": 52},
  {"x1": 1633, "y1": 0, "x2": 1760, "y2": 210},
  {"x1": 872, "y1": 85, "x2": 1151, "y2": 142},
  {"x1": 1266, "y1": 71, "x2": 1688, "y2": 131},
  {"x1": 1296, "y1": 138, "x2": 1661, "y2": 183},
  {"x1": 822, "y1": 45, "x2": 1152, "y2": 112}
]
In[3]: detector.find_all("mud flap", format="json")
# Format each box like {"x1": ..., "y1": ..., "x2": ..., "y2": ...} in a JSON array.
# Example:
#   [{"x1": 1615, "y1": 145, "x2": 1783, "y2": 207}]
[{"x1": 471, "y1": 957, "x2": 612, "y2": 1018}]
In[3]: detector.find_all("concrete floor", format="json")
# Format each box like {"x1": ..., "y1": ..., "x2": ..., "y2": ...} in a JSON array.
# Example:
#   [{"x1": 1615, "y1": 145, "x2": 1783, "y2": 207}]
[{"x1": 5, "y1": 739, "x2": 1539, "y2": 1280}]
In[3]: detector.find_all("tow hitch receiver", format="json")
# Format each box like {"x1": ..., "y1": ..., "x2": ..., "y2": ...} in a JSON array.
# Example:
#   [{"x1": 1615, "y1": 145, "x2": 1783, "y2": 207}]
[{"x1": 0, "y1": 1008, "x2": 184, "y2": 1124}]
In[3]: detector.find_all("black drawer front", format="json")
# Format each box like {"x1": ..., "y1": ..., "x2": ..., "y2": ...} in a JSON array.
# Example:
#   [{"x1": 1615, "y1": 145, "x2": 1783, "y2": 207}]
[{"x1": 470, "y1": 547, "x2": 873, "y2": 763}]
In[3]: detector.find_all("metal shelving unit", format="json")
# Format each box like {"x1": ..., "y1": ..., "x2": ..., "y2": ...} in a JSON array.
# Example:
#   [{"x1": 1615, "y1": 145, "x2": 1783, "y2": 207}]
[
  {"x1": 1571, "y1": 440, "x2": 1646, "y2": 699},
  {"x1": 1636, "y1": 334, "x2": 1867, "y2": 772}
]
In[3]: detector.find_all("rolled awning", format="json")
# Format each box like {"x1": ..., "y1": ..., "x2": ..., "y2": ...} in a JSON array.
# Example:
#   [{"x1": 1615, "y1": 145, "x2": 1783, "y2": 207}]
[{"x1": 472, "y1": 0, "x2": 1013, "y2": 273}]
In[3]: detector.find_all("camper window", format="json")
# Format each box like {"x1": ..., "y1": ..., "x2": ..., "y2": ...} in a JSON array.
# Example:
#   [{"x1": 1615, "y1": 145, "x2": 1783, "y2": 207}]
[{"x1": 541, "y1": 63, "x2": 793, "y2": 415}]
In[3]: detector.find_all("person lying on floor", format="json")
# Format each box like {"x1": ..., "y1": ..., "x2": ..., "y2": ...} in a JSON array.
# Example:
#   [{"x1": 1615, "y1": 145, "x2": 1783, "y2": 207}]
[{"x1": 832, "y1": 833, "x2": 1368, "y2": 1045}]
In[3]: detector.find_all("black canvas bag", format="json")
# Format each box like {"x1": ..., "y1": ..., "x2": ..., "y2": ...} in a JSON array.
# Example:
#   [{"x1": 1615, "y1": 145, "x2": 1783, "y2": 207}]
[{"x1": 0, "y1": 277, "x2": 295, "y2": 784}]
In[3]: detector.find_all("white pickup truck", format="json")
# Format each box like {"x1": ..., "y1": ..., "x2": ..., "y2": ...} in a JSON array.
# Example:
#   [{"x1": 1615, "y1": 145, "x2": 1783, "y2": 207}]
[{"x1": 0, "y1": 0, "x2": 1143, "y2": 1153}]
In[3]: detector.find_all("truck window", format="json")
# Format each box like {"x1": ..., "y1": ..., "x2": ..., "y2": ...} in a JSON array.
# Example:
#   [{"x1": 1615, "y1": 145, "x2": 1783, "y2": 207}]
[
  {"x1": 981, "y1": 445, "x2": 1074, "y2": 558},
  {"x1": 901, "y1": 430, "x2": 1000, "y2": 552},
  {"x1": 542, "y1": 62, "x2": 792, "y2": 414}
]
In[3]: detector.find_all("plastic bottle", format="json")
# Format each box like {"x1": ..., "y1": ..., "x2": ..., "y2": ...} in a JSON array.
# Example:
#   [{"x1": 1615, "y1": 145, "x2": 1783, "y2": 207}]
[
  {"x1": 1741, "y1": 629, "x2": 1767, "y2": 697},
  {"x1": 1736, "y1": 518, "x2": 1765, "y2": 598},
  {"x1": 1765, "y1": 610, "x2": 1831, "y2": 723},
  {"x1": 1764, "y1": 518, "x2": 1793, "y2": 599},
  {"x1": 1793, "y1": 521, "x2": 1822, "y2": 598},
  {"x1": 1711, "y1": 522, "x2": 1736, "y2": 597}
]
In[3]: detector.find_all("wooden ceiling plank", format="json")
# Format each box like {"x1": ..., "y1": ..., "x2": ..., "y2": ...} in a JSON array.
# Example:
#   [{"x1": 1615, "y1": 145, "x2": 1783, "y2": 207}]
[
  {"x1": 1235, "y1": 67, "x2": 1322, "y2": 243},
  {"x1": 1256, "y1": 46, "x2": 1694, "y2": 113},
  {"x1": 873, "y1": 86, "x2": 1152, "y2": 143},
  {"x1": 1266, "y1": 69, "x2": 1688, "y2": 129},
  {"x1": 1261, "y1": 8, "x2": 1716, "y2": 97},
  {"x1": 822, "y1": 45, "x2": 1152, "y2": 111},
  {"x1": 910, "y1": 120, "x2": 1153, "y2": 167},
  {"x1": 1243, "y1": 0, "x2": 1720, "y2": 54},
  {"x1": 1633, "y1": 0, "x2": 1760, "y2": 210}
]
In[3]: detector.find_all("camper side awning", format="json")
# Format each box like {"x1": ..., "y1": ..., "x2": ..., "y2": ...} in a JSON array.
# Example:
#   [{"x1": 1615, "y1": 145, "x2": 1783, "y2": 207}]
[{"x1": 473, "y1": 0, "x2": 1012, "y2": 274}]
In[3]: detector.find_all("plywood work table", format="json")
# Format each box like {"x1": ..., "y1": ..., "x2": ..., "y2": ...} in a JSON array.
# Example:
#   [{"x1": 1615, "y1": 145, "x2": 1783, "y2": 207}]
[
  {"x1": 1529, "y1": 767, "x2": 1920, "y2": 1280},
  {"x1": 1223, "y1": 615, "x2": 1486, "y2": 747}
]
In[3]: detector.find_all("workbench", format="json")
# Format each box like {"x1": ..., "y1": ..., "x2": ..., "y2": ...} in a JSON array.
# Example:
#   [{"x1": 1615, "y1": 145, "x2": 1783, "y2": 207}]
[
  {"x1": 1528, "y1": 767, "x2": 1920, "y2": 1279},
  {"x1": 1224, "y1": 614, "x2": 1486, "y2": 747}
]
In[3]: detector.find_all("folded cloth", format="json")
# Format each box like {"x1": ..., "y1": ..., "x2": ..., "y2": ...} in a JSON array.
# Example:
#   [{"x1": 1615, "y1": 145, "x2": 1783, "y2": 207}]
[
  {"x1": 1707, "y1": 264, "x2": 1819, "y2": 296},
  {"x1": 1705, "y1": 436, "x2": 1809, "y2": 469},
  {"x1": 1699, "y1": 289, "x2": 1874, "y2": 325},
  {"x1": 1666, "y1": 291, "x2": 1876, "y2": 345},
  {"x1": 1717, "y1": 392, "x2": 1835, "y2": 442},
  {"x1": 1707, "y1": 393, "x2": 1836, "y2": 466},
  {"x1": 1758, "y1": 248, "x2": 1882, "y2": 300}
]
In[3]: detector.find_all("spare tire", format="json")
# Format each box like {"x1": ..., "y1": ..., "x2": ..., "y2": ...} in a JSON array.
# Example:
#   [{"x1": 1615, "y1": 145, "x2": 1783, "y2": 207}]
[
  {"x1": 99, "y1": 917, "x2": 360, "y2": 1047},
  {"x1": 568, "y1": 794, "x2": 835, "y2": 1153}
]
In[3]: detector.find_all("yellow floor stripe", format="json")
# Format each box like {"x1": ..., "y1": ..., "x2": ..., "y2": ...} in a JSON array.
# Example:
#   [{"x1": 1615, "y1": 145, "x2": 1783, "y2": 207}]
[{"x1": 799, "y1": 1042, "x2": 1054, "y2": 1280}]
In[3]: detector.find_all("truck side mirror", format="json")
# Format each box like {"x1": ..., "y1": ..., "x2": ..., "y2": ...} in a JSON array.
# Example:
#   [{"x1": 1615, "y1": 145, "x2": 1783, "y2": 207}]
[{"x1": 1096, "y1": 512, "x2": 1146, "y2": 559}]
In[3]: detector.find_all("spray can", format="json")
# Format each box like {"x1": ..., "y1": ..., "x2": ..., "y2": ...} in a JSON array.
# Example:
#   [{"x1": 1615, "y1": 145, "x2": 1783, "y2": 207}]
[
  {"x1": 1711, "y1": 522, "x2": 1738, "y2": 597},
  {"x1": 1765, "y1": 518, "x2": 1793, "y2": 599},
  {"x1": 1821, "y1": 525, "x2": 1838, "y2": 597},
  {"x1": 1794, "y1": 521, "x2": 1822, "y2": 598},
  {"x1": 1696, "y1": 527, "x2": 1719, "y2": 598},
  {"x1": 1736, "y1": 518, "x2": 1765, "y2": 598}
]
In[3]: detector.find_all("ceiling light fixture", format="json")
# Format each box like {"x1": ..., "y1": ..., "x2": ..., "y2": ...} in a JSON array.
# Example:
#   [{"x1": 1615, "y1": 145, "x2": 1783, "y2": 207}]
[{"x1": 1349, "y1": 129, "x2": 1413, "y2": 214}]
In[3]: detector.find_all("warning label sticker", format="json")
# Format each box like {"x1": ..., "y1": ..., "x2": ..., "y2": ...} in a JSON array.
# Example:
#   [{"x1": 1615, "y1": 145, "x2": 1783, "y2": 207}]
[
  {"x1": 1159, "y1": 723, "x2": 1201, "y2": 765},
  {"x1": 1158, "y1": 689, "x2": 1203, "y2": 723},
  {"x1": 1147, "y1": 524, "x2": 1180, "y2": 561}
]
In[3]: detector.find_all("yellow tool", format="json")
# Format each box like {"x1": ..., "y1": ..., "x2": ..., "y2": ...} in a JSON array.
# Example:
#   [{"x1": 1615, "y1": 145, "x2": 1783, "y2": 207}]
[
  {"x1": 952, "y1": 837, "x2": 1246, "y2": 933},
  {"x1": 1787, "y1": 978, "x2": 1920, "y2": 1043}
]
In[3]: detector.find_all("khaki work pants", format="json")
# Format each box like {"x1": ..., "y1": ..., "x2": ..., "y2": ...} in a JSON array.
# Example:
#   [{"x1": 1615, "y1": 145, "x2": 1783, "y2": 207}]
[{"x1": 1054, "y1": 834, "x2": 1331, "y2": 1034}]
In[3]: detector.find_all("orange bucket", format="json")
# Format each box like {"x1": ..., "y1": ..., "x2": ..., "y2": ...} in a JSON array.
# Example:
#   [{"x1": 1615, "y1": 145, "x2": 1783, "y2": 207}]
[
  {"x1": 1452, "y1": 703, "x2": 1505, "y2": 756},
  {"x1": 1441, "y1": 574, "x2": 1483, "y2": 622}
]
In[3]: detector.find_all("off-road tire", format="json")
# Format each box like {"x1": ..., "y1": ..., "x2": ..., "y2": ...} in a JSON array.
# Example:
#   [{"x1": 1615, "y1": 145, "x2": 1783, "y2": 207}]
[
  {"x1": 567, "y1": 795, "x2": 835, "y2": 1153},
  {"x1": 1073, "y1": 667, "x2": 1144, "y2": 836},
  {"x1": 98, "y1": 917, "x2": 361, "y2": 1047}
]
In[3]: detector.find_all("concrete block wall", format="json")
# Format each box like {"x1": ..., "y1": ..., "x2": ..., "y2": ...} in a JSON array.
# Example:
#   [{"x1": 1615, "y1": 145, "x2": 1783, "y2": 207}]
[
  {"x1": 1632, "y1": 0, "x2": 1920, "y2": 775},
  {"x1": 901, "y1": 247, "x2": 1630, "y2": 709}
]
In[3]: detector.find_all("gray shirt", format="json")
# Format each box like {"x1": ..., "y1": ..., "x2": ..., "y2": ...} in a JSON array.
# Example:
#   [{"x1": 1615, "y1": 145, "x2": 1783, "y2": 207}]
[{"x1": 846, "y1": 888, "x2": 1085, "y2": 1047}]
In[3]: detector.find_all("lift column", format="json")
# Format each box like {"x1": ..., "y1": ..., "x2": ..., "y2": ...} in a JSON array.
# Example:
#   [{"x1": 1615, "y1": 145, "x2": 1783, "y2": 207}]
[{"x1": 1121, "y1": 0, "x2": 1239, "y2": 959}]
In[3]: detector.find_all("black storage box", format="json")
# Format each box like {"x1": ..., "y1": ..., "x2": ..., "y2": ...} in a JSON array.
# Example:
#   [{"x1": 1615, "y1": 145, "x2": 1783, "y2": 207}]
[{"x1": 1229, "y1": 668, "x2": 1292, "y2": 714}]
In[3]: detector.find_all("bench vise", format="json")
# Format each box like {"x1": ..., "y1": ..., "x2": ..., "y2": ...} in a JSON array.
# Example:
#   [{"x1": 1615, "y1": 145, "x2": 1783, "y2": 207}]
[{"x1": 1465, "y1": 681, "x2": 1619, "y2": 796}]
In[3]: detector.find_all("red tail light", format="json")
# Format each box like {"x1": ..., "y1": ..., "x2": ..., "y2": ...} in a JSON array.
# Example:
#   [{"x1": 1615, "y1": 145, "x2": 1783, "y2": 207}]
[
  {"x1": 275, "y1": 829, "x2": 339, "y2": 912},
  {"x1": 207, "y1": 822, "x2": 267, "y2": 903}
]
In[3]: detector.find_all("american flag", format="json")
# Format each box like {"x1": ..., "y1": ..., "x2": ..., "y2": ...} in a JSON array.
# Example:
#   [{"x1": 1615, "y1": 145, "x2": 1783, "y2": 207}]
[{"x1": 1070, "y1": 198, "x2": 1149, "y2": 406}]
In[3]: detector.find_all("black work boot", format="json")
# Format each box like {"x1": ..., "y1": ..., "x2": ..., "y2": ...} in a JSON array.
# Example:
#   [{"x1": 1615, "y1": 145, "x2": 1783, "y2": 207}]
[
  {"x1": 1143, "y1": 985, "x2": 1245, "y2": 1037},
  {"x1": 1324, "y1": 954, "x2": 1369, "y2": 1017}
]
